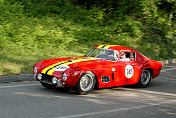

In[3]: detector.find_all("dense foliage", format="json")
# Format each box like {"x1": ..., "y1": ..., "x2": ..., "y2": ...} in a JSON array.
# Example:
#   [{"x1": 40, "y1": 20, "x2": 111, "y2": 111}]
[{"x1": 0, "y1": 0, "x2": 175, "y2": 75}]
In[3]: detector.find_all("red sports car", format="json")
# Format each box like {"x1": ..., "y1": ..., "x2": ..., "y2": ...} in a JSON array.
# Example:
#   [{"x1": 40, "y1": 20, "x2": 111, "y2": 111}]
[{"x1": 33, "y1": 45, "x2": 162, "y2": 94}]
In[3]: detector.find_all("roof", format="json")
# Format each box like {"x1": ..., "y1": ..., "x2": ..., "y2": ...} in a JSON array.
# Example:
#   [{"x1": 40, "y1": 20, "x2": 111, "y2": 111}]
[{"x1": 94, "y1": 45, "x2": 135, "y2": 51}]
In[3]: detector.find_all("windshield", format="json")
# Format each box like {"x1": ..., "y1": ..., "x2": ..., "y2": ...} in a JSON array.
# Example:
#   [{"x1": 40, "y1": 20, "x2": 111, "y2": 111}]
[{"x1": 86, "y1": 48, "x2": 119, "y2": 61}]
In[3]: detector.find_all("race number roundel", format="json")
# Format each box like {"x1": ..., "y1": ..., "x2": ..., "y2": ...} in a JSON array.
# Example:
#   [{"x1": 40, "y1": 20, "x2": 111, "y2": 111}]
[{"x1": 125, "y1": 65, "x2": 134, "y2": 78}]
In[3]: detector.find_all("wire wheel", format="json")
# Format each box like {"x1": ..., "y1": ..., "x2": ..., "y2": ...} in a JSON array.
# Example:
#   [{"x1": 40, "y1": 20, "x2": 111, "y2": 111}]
[
  {"x1": 141, "y1": 70, "x2": 151, "y2": 85},
  {"x1": 80, "y1": 74, "x2": 93, "y2": 91},
  {"x1": 76, "y1": 72, "x2": 96, "y2": 95},
  {"x1": 137, "y1": 69, "x2": 151, "y2": 88}
]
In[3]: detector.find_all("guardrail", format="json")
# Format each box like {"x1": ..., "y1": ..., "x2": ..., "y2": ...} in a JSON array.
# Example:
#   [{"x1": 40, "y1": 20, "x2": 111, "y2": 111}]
[{"x1": 160, "y1": 58, "x2": 176, "y2": 65}]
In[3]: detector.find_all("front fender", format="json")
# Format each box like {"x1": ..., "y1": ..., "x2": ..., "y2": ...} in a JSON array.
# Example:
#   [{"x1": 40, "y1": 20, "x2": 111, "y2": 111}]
[
  {"x1": 64, "y1": 66, "x2": 95, "y2": 87},
  {"x1": 33, "y1": 61, "x2": 45, "y2": 77}
]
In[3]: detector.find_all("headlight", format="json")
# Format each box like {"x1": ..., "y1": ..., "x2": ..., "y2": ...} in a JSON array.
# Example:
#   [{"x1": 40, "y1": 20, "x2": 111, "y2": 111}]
[
  {"x1": 33, "y1": 66, "x2": 37, "y2": 74},
  {"x1": 62, "y1": 73, "x2": 67, "y2": 81},
  {"x1": 37, "y1": 73, "x2": 42, "y2": 80},
  {"x1": 52, "y1": 77, "x2": 57, "y2": 84}
]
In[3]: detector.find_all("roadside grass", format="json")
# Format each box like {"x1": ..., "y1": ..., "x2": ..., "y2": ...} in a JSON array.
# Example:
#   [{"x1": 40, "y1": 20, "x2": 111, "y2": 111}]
[{"x1": 0, "y1": 47, "x2": 84, "y2": 75}]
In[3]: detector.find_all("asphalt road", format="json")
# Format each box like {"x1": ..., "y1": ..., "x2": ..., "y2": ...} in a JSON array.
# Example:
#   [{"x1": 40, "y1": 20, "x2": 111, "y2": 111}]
[{"x1": 0, "y1": 64, "x2": 176, "y2": 118}]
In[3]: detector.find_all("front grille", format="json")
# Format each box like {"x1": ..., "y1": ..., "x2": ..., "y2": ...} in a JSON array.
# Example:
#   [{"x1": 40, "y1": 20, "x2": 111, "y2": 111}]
[
  {"x1": 101, "y1": 76, "x2": 110, "y2": 83},
  {"x1": 41, "y1": 74, "x2": 53, "y2": 83}
]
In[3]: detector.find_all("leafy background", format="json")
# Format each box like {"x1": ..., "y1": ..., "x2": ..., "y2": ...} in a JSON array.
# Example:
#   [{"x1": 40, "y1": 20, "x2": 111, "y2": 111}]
[{"x1": 0, "y1": 0, "x2": 175, "y2": 75}]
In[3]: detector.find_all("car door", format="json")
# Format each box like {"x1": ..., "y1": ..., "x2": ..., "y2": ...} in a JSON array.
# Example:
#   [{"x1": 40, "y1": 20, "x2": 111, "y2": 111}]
[{"x1": 114, "y1": 51, "x2": 139, "y2": 86}]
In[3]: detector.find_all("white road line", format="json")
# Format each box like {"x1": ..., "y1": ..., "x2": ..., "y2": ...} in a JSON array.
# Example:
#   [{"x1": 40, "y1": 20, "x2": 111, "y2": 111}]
[
  {"x1": 0, "y1": 84, "x2": 40, "y2": 89},
  {"x1": 162, "y1": 68, "x2": 176, "y2": 71},
  {"x1": 53, "y1": 100, "x2": 176, "y2": 118},
  {"x1": 118, "y1": 88, "x2": 176, "y2": 97}
]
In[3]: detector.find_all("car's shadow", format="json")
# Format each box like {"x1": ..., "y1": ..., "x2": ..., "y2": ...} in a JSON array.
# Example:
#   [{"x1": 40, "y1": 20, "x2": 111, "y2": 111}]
[
  {"x1": 38, "y1": 86, "x2": 78, "y2": 95},
  {"x1": 37, "y1": 79, "x2": 164, "y2": 95}
]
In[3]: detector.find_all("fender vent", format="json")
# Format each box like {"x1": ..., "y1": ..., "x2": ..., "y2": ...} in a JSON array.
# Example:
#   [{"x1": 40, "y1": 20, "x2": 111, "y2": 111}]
[{"x1": 101, "y1": 76, "x2": 110, "y2": 83}]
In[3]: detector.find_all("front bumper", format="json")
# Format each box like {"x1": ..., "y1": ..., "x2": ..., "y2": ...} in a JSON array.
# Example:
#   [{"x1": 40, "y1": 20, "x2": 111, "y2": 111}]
[{"x1": 34, "y1": 73, "x2": 64, "y2": 87}]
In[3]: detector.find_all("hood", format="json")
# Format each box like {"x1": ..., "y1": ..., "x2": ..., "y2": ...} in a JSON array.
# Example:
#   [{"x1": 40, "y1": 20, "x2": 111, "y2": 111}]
[
  {"x1": 40, "y1": 56, "x2": 112, "y2": 75},
  {"x1": 42, "y1": 57, "x2": 81, "y2": 67}
]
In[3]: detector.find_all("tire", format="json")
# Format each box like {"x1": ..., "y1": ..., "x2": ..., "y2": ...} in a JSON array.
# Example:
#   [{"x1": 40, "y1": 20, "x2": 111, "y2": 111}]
[
  {"x1": 40, "y1": 81, "x2": 56, "y2": 89},
  {"x1": 76, "y1": 72, "x2": 96, "y2": 95},
  {"x1": 137, "y1": 69, "x2": 151, "y2": 88}
]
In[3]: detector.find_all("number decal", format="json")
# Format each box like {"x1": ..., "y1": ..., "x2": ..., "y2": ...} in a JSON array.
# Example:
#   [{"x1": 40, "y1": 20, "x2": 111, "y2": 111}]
[
  {"x1": 55, "y1": 65, "x2": 70, "y2": 71},
  {"x1": 125, "y1": 65, "x2": 134, "y2": 78}
]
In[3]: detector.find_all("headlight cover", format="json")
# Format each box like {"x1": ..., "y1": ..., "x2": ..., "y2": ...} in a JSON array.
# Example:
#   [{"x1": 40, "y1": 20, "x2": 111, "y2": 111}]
[
  {"x1": 37, "y1": 73, "x2": 42, "y2": 80},
  {"x1": 55, "y1": 65, "x2": 70, "y2": 71},
  {"x1": 62, "y1": 73, "x2": 67, "y2": 81},
  {"x1": 52, "y1": 77, "x2": 57, "y2": 84},
  {"x1": 34, "y1": 66, "x2": 38, "y2": 74}
]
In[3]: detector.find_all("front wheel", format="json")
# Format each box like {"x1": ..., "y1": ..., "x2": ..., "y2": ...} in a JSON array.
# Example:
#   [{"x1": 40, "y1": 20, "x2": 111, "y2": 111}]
[
  {"x1": 137, "y1": 69, "x2": 151, "y2": 88},
  {"x1": 76, "y1": 72, "x2": 96, "y2": 95},
  {"x1": 40, "y1": 81, "x2": 56, "y2": 89}
]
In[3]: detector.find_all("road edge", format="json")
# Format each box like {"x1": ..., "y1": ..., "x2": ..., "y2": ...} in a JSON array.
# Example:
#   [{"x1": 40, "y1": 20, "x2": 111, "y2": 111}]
[{"x1": 0, "y1": 74, "x2": 33, "y2": 83}]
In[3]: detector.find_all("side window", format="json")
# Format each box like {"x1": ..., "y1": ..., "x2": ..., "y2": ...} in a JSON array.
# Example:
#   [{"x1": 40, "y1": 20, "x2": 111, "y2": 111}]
[
  {"x1": 130, "y1": 53, "x2": 135, "y2": 61},
  {"x1": 119, "y1": 52, "x2": 135, "y2": 61}
]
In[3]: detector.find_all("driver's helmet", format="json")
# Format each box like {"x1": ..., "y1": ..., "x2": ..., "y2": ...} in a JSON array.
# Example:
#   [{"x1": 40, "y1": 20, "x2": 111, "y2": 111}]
[{"x1": 120, "y1": 52, "x2": 125, "y2": 56}]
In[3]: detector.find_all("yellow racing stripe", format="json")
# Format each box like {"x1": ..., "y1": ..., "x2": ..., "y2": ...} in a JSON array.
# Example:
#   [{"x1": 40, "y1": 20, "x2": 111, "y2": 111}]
[
  {"x1": 97, "y1": 45, "x2": 119, "y2": 49},
  {"x1": 97, "y1": 45, "x2": 105, "y2": 48},
  {"x1": 41, "y1": 60, "x2": 68, "y2": 74},
  {"x1": 43, "y1": 57, "x2": 98, "y2": 75},
  {"x1": 103, "y1": 45, "x2": 118, "y2": 49}
]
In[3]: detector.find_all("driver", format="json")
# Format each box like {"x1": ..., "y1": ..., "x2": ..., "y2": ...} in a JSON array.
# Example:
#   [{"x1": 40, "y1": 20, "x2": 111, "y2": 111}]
[{"x1": 119, "y1": 52, "x2": 130, "y2": 61}]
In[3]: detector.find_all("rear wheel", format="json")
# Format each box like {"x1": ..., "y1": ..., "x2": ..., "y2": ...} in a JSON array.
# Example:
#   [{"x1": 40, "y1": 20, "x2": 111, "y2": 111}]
[
  {"x1": 40, "y1": 81, "x2": 56, "y2": 89},
  {"x1": 76, "y1": 72, "x2": 96, "y2": 95},
  {"x1": 137, "y1": 69, "x2": 151, "y2": 88}
]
